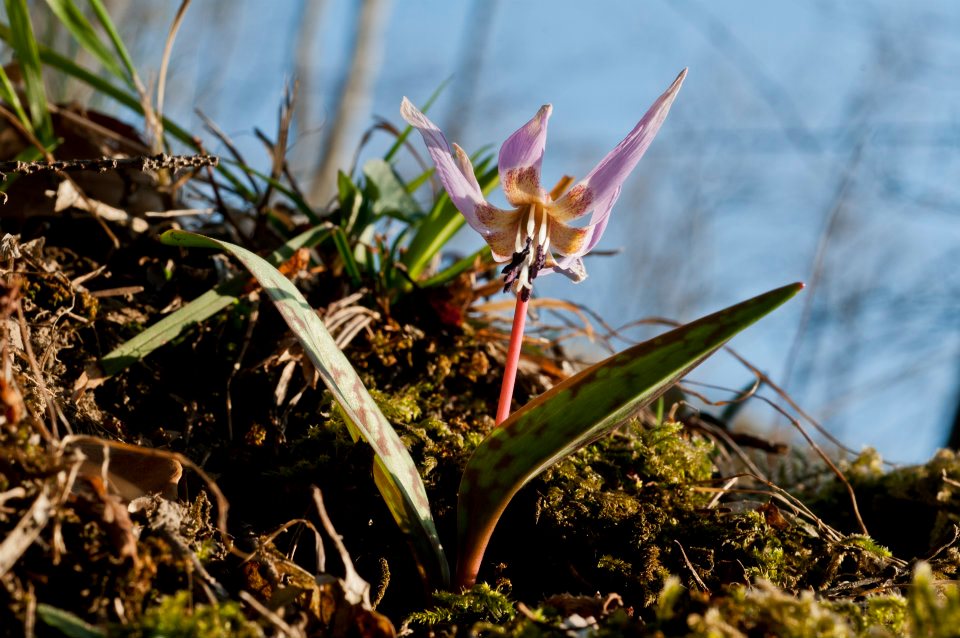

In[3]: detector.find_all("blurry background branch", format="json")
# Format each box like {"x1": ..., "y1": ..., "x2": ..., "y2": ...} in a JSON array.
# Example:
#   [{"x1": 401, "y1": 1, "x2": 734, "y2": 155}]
[{"x1": 306, "y1": 0, "x2": 391, "y2": 207}]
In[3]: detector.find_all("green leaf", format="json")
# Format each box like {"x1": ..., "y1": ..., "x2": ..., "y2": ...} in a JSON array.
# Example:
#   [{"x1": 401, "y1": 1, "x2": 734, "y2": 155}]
[
  {"x1": 0, "y1": 63, "x2": 31, "y2": 133},
  {"x1": 337, "y1": 170, "x2": 365, "y2": 234},
  {"x1": 42, "y1": 0, "x2": 127, "y2": 81},
  {"x1": 363, "y1": 158, "x2": 421, "y2": 221},
  {"x1": 98, "y1": 224, "x2": 331, "y2": 378},
  {"x1": 331, "y1": 226, "x2": 362, "y2": 285},
  {"x1": 87, "y1": 0, "x2": 138, "y2": 86},
  {"x1": 37, "y1": 604, "x2": 104, "y2": 638},
  {"x1": 159, "y1": 229, "x2": 450, "y2": 588},
  {"x1": 455, "y1": 282, "x2": 804, "y2": 587},
  {"x1": 5, "y1": 0, "x2": 54, "y2": 142},
  {"x1": 420, "y1": 245, "x2": 491, "y2": 288}
]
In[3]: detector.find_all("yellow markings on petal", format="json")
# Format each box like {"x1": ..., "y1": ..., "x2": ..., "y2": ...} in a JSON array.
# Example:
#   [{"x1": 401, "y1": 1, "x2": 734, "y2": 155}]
[
  {"x1": 502, "y1": 166, "x2": 543, "y2": 207},
  {"x1": 475, "y1": 204, "x2": 522, "y2": 261},
  {"x1": 485, "y1": 228, "x2": 522, "y2": 261},
  {"x1": 547, "y1": 183, "x2": 594, "y2": 222},
  {"x1": 476, "y1": 203, "x2": 520, "y2": 230},
  {"x1": 548, "y1": 217, "x2": 591, "y2": 257}
]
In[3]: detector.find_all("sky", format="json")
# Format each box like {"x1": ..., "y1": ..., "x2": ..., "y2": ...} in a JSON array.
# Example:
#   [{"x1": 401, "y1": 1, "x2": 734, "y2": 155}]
[{"x1": 52, "y1": 0, "x2": 960, "y2": 463}]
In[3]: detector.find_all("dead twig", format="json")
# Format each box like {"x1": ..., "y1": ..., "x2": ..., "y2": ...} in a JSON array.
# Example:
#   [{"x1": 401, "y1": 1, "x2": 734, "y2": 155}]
[
  {"x1": 155, "y1": 0, "x2": 193, "y2": 153},
  {"x1": 0, "y1": 154, "x2": 219, "y2": 179},
  {"x1": 674, "y1": 540, "x2": 709, "y2": 592}
]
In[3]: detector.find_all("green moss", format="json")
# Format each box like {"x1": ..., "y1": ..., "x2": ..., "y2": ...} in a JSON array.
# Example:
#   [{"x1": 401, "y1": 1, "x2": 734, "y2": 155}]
[
  {"x1": 907, "y1": 562, "x2": 960, "y2": 637},
  {"x1": 632, "y1": 420, "x2": 715, "y2": 486},
  {"x1": 842, "y1": 534, "x2": 892, "y2": 558},
  {"x1": 115, "y1": 591, "x2": 262, "y2": 638},
  {"x1": 368, "y1": 386, "x2": 423, "y2": 425},
  {"x1": 689, "y1": 582, "x2": 858, "y2": 638},
  {"x1": 404, "y1": 582, "x2": 516, "y2": 628}
]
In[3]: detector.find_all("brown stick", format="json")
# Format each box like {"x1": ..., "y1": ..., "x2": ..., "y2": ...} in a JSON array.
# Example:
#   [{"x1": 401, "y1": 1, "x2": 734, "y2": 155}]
[{"x1": 0, "y1": 154, "x2": 218, "y2": 178}]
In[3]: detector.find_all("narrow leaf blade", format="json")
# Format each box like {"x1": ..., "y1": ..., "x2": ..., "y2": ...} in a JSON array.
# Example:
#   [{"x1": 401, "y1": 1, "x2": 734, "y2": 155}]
[
  {"x1": 87, "y1": 0, "x2": 138, "y2": 86},
  {"x1": 160, "y1": 230, "x2": 449, "y2": 587},
  {"x1": 42, "y1": 0, "x2": 127, "y2": 81},
  {"x1": 456, "y1": 283, "x2": 803, "y2": 586},
  {"x1": 5, "y1": 0, "x2": 54, "y2": 141}
]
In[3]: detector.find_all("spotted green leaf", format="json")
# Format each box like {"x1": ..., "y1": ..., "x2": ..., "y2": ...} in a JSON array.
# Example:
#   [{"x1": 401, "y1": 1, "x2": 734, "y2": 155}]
[
  {"x1": 456, "y1": 282, "x2": 803, "y2": 587},
  {"x1": 160, "y1": 230, "x2": 449, "y2": 587}
]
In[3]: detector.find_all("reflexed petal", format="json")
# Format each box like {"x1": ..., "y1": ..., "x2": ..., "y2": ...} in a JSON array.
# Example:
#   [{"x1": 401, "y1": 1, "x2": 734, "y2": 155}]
[
  {"x1": 551, "y1": 69, "x2": 686, "y2": 222},
  {"x1": 499, "y1": 105, "x2": 552, "y2": 206},
  {"x1": 476, "y1": 203, "x2": 523, "y2": 261},
  {"x1": 572, "y1": 183, "x2": 620, "y2": 259},
  {"x1": 548, "y1": 217, "x2": 592, "y2": 257},
  {"x1": 401, "y1": 97, "x2": 487, "y2": 231},
  {"x1": 539, "y1": 256, "x2": 588, "y2": 283}
]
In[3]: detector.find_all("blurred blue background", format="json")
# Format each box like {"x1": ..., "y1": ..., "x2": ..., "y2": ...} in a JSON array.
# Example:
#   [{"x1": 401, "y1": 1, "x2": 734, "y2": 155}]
[{"x1": 43, "y1": 0, "x2": 960, "y2": 462}]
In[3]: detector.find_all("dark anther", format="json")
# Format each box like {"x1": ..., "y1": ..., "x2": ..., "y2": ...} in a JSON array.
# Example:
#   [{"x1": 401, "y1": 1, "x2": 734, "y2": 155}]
[
  {"x1": 520, "y1": 287, "x2": 531, "y2": 302},
  {"x1": 530, "y1": 245, "x2": 547, "y2": 281},
  {"x1": 500, "y1": 238, "x2": 531, "y2": 292}
]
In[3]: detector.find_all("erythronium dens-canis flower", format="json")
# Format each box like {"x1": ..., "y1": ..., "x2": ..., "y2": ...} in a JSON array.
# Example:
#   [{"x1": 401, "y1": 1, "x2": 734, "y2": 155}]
[{"x1": 402, "y1": 69, "x2": 687, "y2": 424}]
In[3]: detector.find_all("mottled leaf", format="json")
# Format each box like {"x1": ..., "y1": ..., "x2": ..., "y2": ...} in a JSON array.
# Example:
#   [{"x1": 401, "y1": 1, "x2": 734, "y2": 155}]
[
  {"x1": 456, "y1": 283, "x2": 803, "y2": 586},
  {"x1": 160, "y1": 230, "x2": 449, "y2": 587}
]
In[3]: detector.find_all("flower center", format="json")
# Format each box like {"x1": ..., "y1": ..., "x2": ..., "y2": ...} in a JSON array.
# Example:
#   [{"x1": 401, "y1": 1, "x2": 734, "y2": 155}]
[
  {"x1": 500, "y1": 203, "x2": 549, "y2": 300},
  {"x1": 499, "y1": 176, "x2": 575, "y2": 300}
]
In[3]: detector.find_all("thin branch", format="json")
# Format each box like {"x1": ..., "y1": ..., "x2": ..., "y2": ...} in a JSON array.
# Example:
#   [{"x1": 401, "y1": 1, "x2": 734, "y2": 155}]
[
  {"x1": 0, "y1": 154, "x2": 218, "y2": 178},
  {"x1": 155, "y1": 0, "x2": 193, "y2": 153}
]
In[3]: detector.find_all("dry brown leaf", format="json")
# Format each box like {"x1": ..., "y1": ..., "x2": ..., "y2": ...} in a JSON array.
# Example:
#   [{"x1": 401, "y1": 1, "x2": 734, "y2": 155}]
[{"x1": 67, "y1": 438, "x2": 182, "y2": 502}]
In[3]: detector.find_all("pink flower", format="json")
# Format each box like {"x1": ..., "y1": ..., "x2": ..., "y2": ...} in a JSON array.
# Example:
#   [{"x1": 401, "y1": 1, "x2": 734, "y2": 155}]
[{"x1": 401, "y1": 69, "x2": 686, "y2": 299}]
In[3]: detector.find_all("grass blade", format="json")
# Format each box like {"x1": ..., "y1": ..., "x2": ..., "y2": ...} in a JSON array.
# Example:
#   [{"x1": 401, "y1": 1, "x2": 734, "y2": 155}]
[
  {"x1": 4, "y1": 0, "x2": 54, "y2": 142},
  {"x1": 0, "y1": 64, "x2": 31, "y2": 133},
  {"x1": 0, "y1": 23, "x2": 253, "y2": 199},
  {"x1": 456, "y1": 282, "x2": 804, "y2": 587},
  {"x1": 42, "y1": 0, "x2": 127, "y2": 81},
  {"x1": 332, "y1": 226, "x2": 362, "y2": 285},
  {"x1": 159, "y1": 229, "x2": 450, "y2": 588},
  {"x1": 87, "y1": 0, "x2": 138, "y2": 86},
  {"x1": 420, "y1": 245, "x2": 491, "y2": 288}
]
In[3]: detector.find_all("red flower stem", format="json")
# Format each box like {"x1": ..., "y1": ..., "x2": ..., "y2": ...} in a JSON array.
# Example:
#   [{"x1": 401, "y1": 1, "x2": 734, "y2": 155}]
[{"x1": 495, "y1": 292, "x2": 529, "y2": 425}]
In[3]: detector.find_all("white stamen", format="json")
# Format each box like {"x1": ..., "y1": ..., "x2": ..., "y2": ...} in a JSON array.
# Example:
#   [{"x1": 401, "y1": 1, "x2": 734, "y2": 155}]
[
  {"x1": 537, "y1": 206, "x2": 548, "y2": 246},
  {"x1": 526, "y1": 204, "x2": 536, "y2": 238},
  {"x1": 518, "y1": 263, "x2": 530, "y2": 290}
]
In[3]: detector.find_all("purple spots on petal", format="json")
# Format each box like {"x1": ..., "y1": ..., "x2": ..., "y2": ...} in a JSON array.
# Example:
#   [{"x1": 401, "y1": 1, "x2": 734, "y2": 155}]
[
  {"x1": 503, "y1": 166, "x2": 542, "y2": 205},
  {"x1": 556, "y1": 184, "x2": 593, "y2": 219},
  {"x1": 475, "y1": 204, "x2": 504, "y2": 225}
]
